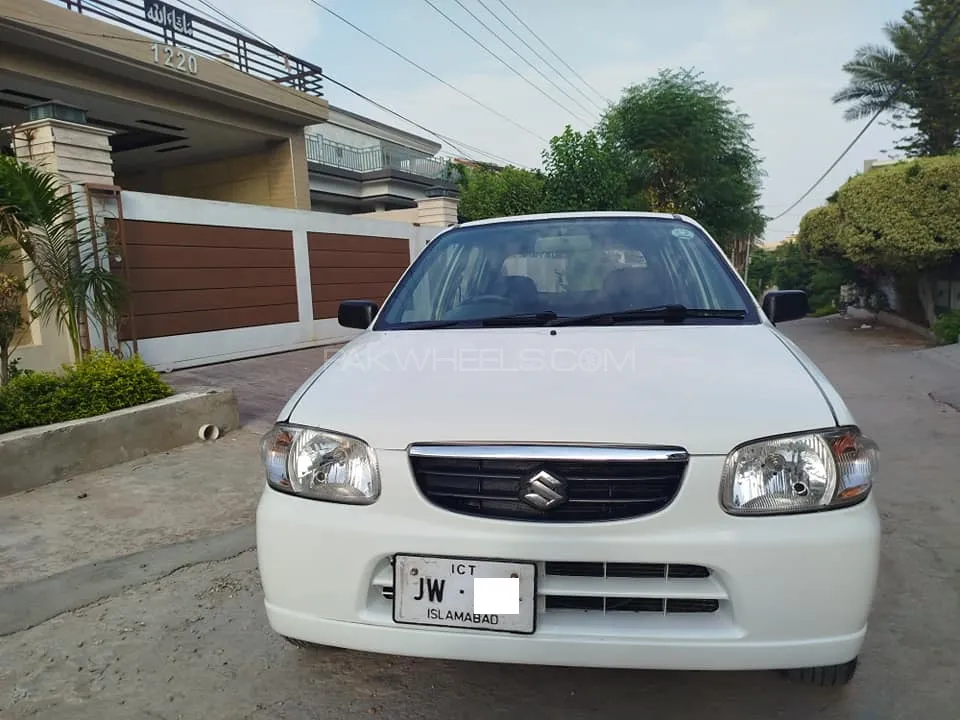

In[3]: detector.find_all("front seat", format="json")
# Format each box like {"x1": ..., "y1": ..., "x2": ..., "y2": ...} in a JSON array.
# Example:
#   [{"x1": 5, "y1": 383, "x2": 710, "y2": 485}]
[
  {"x1": 600, "y1": 266, "x2": 663, "y2": 311},
  {"x1": 502, "y1": 275, "x2": 541, "y2": 313}
]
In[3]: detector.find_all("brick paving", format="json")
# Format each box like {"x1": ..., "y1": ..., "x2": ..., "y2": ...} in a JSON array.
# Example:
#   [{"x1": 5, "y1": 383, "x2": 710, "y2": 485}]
[{"x1": 165, "y1": 344, "x2": 344, "y2": 433}]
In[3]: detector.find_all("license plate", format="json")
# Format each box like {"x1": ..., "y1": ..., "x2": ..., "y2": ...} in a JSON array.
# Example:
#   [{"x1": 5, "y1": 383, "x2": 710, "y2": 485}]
[{"x1": 392, "y1": 554, "x2": 537, "y2": 634}]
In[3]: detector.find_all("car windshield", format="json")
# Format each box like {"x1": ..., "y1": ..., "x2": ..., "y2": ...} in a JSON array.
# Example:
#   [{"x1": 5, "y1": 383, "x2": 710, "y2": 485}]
[{"x1": 375, "y1": 215, "x2": 756, "y2": 329}]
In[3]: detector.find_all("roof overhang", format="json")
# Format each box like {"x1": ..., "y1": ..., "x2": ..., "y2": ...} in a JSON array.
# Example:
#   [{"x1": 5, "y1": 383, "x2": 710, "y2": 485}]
[{"x1": 0, "y1": 0, "x2": 328, "y2": 129}]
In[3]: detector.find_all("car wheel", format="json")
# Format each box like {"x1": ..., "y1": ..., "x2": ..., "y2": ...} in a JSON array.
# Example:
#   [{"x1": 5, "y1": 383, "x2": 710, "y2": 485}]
[
  {"x1": 282, "y1": 636, "x2": 347, "y2": 653},
  {"x1": 282, "y1": 636, "x2": 319, "y2": 649},
  {"x1": 780, "y1": 657, "x2": 859, "y2": 687}
]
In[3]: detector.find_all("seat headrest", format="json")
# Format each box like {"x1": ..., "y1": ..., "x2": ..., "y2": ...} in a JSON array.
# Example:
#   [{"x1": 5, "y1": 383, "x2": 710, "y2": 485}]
[{"x1": 602, "y1": 266, "x2": 654, "y2": 295}]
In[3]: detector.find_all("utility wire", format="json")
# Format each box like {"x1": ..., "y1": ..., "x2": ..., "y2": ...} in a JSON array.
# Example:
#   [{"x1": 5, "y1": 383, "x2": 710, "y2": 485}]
[
  {"x1": 321, "y1": 72, "x2": 530, "y2": 168},
  {"x1": 494, "y1": 0, "x2": 610, "y2": 106},
  {"x1": 177, "y1": 0, "x2": 530, "y2": 166},
  {"x1": 769, "y1": 0, "x2": 960, "y2": 223},
  {"x1": 449, "y1": 0, "x2": 599, "y2": 119},
  {"x1": 301, "y1": 0, "x2": 548, "y2": 142},
  {"x1": 474, "y1": 0, "x2": 605, "y2": 113},
  {"x1": 22, "y1": 7, "x2": 527, "y2": 168},
  {"x1": 423, "y1": 0, "x2": 592, "y2": 126}
]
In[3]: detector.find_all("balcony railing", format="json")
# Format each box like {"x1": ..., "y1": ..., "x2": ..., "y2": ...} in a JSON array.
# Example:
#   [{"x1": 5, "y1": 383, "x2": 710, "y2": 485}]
[
  {"x1": 51, "y1": 0, "x2": 323, "y2": 96},
  {"x1": 305, "y1": 133, "x2": 454, "y2": 181}
]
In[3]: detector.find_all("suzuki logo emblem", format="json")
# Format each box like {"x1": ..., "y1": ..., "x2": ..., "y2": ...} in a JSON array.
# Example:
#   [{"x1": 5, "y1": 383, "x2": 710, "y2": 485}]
[{"x1": 521, "y1": 470, "x2": 568, "y2": 510}]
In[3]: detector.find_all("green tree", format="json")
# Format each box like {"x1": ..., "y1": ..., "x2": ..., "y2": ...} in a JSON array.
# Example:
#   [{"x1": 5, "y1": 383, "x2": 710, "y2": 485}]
[
  {"x1": 794, "y1": 202, "x2": 861, "y2": 310},
  {"x1": 833, "y1": 155, "x2": 960, "y2": 325},
  {"x1": 796, "y1": 202, "x2": 843, "y2": 256},
  {"x1": 832, "y1": 0, "x2": 960, "y2": 156},
  {"x1": 540, "y1": 126, "x2": 644, "y2": 212},
  {"x1": 600, "y1": 68, "x2": 767, "y2": 251},
  {"x1": 456, "y1": 165, "x2": 546, "y2": 222},
  {"x1": 744, "y1": 246, "x2": 777, "y2": 298},
  {"x1": 765, "y1": 236, "x2": 858, "y2": 313},
  {"x1": 0, "y1": 156, "x2": 125, "y2": 360}
]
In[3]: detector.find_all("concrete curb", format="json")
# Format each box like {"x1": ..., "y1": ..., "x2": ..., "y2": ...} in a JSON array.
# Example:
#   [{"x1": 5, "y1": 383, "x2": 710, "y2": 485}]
[
  {"x1": 0, "y1": 524, "x2": 256, "y2": 636},
  {"x1": 0, "y1": 387, "x2": 240, "y2": 498},
  {"x1": 845, "y1": 307, "x2": 937, "y2": 342}
]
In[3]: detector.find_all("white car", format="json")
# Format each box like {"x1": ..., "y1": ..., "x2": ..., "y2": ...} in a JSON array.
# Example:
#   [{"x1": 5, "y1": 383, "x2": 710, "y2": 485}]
[{"x1": 256, "y1": 211, "x2": 881, "y2": 686}]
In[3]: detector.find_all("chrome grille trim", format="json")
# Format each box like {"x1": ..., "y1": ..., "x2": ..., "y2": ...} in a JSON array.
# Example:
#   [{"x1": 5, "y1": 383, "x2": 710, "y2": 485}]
[{"x1": 407, "y1": 444, "x2": 689, "y2": 463}]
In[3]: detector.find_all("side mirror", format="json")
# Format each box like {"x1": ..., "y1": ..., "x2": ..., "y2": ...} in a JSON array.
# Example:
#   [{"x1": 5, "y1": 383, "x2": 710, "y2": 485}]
[
  {"x1": 338, "y1": 300, "x2": 378, "y2": 329},
  {"x1": 761, "y1": 290, "x2": 809, "y2": 324}
]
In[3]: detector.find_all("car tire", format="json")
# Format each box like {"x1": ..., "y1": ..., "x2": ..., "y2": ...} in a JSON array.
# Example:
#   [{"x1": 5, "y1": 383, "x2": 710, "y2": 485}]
[
  {"x1": 282, "y1": 636, "x2": 348, "y2": 653},
  {"x1": 780, "y1": 657, "x2": 859, "y2": 687},
  {"x1": 282, "y1": 636, "x2": 319, "y2": 650}
]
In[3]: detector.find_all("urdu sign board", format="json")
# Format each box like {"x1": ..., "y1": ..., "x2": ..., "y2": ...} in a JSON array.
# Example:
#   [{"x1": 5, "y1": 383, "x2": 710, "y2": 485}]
[{"x1": 144, "y1": 0, "x2": 195, "y2": 37}]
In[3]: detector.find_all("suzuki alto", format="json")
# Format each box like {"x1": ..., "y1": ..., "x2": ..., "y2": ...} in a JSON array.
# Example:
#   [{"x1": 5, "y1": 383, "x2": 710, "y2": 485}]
[{"x1": 256, "y1": 212, "x2": 881, "y2": 687}]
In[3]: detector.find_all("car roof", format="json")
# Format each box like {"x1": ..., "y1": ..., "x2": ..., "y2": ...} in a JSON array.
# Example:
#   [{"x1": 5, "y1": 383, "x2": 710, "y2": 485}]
[{"x1": 456, "y1": 211, "x2": 694, "y2": 229}]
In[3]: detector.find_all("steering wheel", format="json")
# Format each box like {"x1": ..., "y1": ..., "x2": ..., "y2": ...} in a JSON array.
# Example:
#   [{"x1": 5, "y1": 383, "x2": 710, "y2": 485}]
[{"x1": 459, "y1": 295, "x2": 510, "y2": 306}]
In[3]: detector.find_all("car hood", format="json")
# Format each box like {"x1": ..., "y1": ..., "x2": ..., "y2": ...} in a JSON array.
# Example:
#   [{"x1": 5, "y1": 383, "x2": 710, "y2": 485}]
[{"x1": 284, "y1": 324, "x2": 838, "y2": 455}]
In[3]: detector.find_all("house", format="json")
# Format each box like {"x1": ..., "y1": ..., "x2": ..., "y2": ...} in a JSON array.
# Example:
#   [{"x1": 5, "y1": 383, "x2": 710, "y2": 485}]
[
  {"x1": 0, "y1": 0, "x2": 460, "y2": 373},
  {"x1": 0, "y1": 0, "x2": 457, "y2": 220},
  {"x1": 306, "y1": 106, "x2": 456, "y2": 215}
]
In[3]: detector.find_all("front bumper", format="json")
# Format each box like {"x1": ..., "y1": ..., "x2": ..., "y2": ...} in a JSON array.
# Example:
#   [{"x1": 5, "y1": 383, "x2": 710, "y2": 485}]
[{"x1": 256, "y1": 451, "x2": 882, "y2": 671}]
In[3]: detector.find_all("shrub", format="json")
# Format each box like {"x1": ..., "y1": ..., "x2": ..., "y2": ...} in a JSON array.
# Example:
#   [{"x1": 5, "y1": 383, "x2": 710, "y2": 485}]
[
  {"x1": 7, "y1": 357, "x2": 33, "y2": 380},
  {"x1": 0, "y1": 351, "x2": 173, "y2": 434},
  {"x1": 811, "y1": 304, "x2": 837, "y2": 318},
  {"x1": 932, "y1": 310, "x2": 960, "y2": 345},
  {"x1": 0, "y1": 371, "x2": 65, "y2": 431}
]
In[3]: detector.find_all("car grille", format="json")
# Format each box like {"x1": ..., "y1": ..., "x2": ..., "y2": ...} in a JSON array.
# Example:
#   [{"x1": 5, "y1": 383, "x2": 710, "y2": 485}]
[
  {"x1": 374, "y1": 561, "x2": 724, "y2": 617},
  {"x1": 541, "y1": 561, "x2": 720, "y2": 614},
  {"x1": 408, "y1": 445, "x2": 688, "y2": 523}
]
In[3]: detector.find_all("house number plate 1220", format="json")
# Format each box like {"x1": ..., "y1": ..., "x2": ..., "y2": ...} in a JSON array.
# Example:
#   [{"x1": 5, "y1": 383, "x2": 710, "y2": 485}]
[{"x1": 151, "y1": 43, "x2": 199, "y2": 75}]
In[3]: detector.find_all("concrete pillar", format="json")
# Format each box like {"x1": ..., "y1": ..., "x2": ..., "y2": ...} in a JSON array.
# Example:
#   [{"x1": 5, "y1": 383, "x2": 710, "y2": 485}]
[
  {"x1": 3, "y1": 108, "x2": 115, "y2": 371},
  {"x1": 7, "y1": 118, "x2": 115, "y2": 185},
  {"x1": 417, "y1": 186, "x2": 460, "y2": 227}
]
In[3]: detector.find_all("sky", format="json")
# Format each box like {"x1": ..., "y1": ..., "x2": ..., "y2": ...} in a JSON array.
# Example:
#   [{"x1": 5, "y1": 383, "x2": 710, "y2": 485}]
[{"x1": 168, "y1": 0, "x2": 912, "y2": 242}]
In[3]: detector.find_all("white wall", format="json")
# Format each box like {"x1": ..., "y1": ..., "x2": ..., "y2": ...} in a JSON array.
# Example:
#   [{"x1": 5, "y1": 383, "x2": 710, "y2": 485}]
[{"x1": 103, "y1": 191, "x2": 440, "y2": 371}]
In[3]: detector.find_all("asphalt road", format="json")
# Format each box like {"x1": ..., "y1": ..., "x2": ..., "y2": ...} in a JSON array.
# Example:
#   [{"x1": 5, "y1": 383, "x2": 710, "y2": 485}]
[{"x1": 1, "y1": 317, "x2": 958, "y2": 720}]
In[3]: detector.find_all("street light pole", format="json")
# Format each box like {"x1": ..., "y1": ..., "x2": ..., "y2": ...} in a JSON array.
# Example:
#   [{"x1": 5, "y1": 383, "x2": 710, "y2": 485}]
[{"x1": 743, "y1": 239, "x2": 753, "y2": 286}]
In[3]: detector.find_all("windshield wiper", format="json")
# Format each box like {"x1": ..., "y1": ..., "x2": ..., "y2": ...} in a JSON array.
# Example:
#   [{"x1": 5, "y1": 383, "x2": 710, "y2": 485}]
[
  {"x1": 547, "y1": 304, "x2": 747, "y2": 327},
  {"x1": 393, "y1": 311, "x2": 559, "y2": 330},
  {"x1": 480, "y1": 311, "x2": 558, "y2": 327}
]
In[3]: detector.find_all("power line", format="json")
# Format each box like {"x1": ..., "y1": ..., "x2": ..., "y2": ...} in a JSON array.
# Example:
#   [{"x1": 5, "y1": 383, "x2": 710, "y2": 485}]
[
  {"x1": 176, "y1": 0, "x2": 530, "y2": 166},
  {"x1": 321, "y1": 72, "x2": 531, "y2": 168},
  {"x1": 473, "y1": 0, "x2": 604, "y2": 113},
  {"x1": 300, "y1": 0, "x2": 549, "y2": 143},
  {"x1": 422, "y1": 0, "x2": 592, "y2": 126},
  {"x1": 449, "y1": 0, "x2": 599, "y2": 119},
  {"x1": 494, "y1": 0, "x2": 610, "y2": 107},
  {"x1": 22, "y1": 9, "x2": 529, "y2": 168},
  {"x1": 769, "y1": 0, "x2": 960, "y2": 223},
  {"x1": 190, "y1": 0, "x2": 547, "y2": 147}
]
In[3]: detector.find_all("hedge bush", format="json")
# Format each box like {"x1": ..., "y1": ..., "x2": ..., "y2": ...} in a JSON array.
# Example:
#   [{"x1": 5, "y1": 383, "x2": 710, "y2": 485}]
[
  {"x1": 932, "y1": 310, "x2": 960, "y2": 345},
  {"x1": 0, "y1": 352, "x2": 173, "y2": 434}
]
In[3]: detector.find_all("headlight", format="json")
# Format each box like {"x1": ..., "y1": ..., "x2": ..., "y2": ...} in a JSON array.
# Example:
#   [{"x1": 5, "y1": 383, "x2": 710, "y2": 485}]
[
  {"x1": 260, "y1": 424, "x2": 380, "y2": 504},
  {"x1": 720, "y1": 426, "x2": 879, "y2": 516}
]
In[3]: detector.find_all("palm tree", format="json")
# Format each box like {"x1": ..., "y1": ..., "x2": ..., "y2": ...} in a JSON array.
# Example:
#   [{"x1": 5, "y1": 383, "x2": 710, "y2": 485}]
[
  {"x1": 0, "y1": 243, "x2": 27, "y2": 385},
  {"x1": 833, "y1": 3, "x2": 960, "y2": 157},
  {"x1": 0, "y1": 156, "x2": 125, "y2": 362}
]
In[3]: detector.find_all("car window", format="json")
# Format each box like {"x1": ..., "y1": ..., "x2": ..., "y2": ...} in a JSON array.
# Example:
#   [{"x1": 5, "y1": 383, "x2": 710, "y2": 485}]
[{"x1": 377, "y1": 216, "x2": 756, "y2": 328}]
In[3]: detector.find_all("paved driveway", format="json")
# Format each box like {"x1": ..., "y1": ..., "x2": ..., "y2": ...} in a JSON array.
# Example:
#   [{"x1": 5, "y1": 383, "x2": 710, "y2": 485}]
[
  {"x1": 1, "y1": 317, "x2": 958, "y2": 720},
  {"x1": 166, "y1": 344, "x2": 344, "y2": 433}
]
